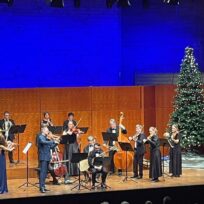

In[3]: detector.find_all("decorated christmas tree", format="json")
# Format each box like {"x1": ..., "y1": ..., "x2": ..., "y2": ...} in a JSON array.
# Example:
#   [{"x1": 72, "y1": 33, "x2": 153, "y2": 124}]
[{"x1": 168, "y1": 47, "x2": 204, "y2": 150}]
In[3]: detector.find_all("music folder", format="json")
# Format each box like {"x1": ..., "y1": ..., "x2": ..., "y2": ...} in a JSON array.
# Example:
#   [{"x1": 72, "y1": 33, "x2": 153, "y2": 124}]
[
  {"x1": 118, "y1": 142, "x2": 133, "y2": 152},
  {"x1": 48, "y1": 126, "x2": 63, "y2": 134},
  {"x1": 102, "y1": 132, "x2": 118, "y2": 142},
  {"x1": 78, "y1": 127, "x2": 89, "y2": 134}
]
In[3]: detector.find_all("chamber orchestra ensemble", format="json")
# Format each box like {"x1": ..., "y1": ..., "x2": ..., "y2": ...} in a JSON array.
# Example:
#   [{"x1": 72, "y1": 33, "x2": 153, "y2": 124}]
[{"x1": 0, "y1": 111, "x2": 183, "y2": 194}]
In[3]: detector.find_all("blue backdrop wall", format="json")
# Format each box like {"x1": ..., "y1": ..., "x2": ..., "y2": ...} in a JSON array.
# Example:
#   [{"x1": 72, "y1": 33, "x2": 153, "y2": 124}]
[{"x1": 0, "y1": 0, "x2": 203, "y2": 88}]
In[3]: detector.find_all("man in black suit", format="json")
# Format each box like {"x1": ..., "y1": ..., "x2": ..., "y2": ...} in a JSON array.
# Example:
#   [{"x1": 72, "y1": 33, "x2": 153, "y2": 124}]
[
  {"x1": 37, "y1": 126, "x2": 58, "y2": 193},
  {"x1": 63, "y1": 112, "x2": 77, "y2": 131},
  {"x1": 0, "y1": 111, "x2": 15, "y2": 163},
  {"x1": 129, "y1": 124, "x2": 146, "y2": 179},
  {"x1": 106, "y1": 118, "x2": 127, "y2": 175},
  {"x1": 88, "y1": 143, "x2": 108, "y2": 189}
]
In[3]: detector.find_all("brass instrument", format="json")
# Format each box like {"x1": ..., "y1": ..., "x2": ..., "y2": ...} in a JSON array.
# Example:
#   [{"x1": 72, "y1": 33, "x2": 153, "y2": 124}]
[{"x1": 3, "y1": 120, "x2": 13, "y2": 141}]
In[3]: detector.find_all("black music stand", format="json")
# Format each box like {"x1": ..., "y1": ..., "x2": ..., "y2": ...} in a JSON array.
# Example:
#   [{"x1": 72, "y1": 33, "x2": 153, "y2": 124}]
[
  {"x1": 118, "y1": 142, "x2": 136, "y2": 183},
  {"x1": 18, "y1": 142, "x2": 38, "y2": 189},
  {"x1": 102, "y1": 132, "x2": 118, "y2": 146},
  {"x1": 10, "y1": 124, "x2": 26, "y2": 164},
  {"x1": 48, "y1": 126, "x2": 63, "y2": 135},
  {"x1": 160, "y1": 138, "x2": 171, "y2": 179},
  {"x1": 71, "y1": 153, "x2": 90, "y2": 191},
  {"x1": 78, "y1": 127, "x2": 89, "y2": 134}
]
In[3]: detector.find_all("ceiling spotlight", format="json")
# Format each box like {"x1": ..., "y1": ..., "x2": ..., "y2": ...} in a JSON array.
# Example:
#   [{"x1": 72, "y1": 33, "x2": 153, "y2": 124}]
[
  {"x1": 163, "y1": 0, "x2": 179, "y2": 5},
  {"x1": 50, "y1": 0, "x2": 64, "y2": 8},
  {"x1": 106, "y1": 0, "x2": 117, "y2": 8},
  {"x1": 0, "y1": 0, "x2": 14, "y2": 6},
  {"x1": 74, "y1": 0, "x2": 80, "y2": 8},
  {"x1": 117, "y1": 0, "x2": 131, "y2": 7}
]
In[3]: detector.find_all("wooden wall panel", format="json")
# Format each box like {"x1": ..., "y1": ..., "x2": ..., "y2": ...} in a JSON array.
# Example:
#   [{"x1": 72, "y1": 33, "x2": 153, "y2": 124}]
[{"x1": 0, "y1": 85, "x2": 176, "y2": 165}]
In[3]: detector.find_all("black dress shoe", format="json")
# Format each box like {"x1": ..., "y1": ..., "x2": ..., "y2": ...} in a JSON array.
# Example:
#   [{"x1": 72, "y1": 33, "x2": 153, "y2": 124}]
[
  {"x1": 131, "y1": 175, "x2": 138, "y2": 178},
  {"x1": 44, "y1": 188, "x2": 50, "y2": 191},
  {"x1": 101, "y1": 183, "x2": 106, "y2": 189},
  {"x1": 152, "y1": 179, "x2": 159, "y2": 182},
  {"x1": 40, "y1": 188, "x2": 46, "y2": 193},
  {"x1": 53, "y1": 181, "x2": 60, "y2": 185},
  {"x1": 137, "y1": 176, "x2": 143, "y2": 179}
]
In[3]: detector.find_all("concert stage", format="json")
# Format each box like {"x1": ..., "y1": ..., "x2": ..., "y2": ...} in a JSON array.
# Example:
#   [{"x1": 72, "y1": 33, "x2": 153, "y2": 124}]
[{"x1": 2, "y1": 167, "x2": 204, "y2": 204}]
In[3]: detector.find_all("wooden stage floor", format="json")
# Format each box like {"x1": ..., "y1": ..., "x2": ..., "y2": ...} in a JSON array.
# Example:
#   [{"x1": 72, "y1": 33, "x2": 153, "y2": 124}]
[{"x1": 1, "y1": 168, "x2": 204, "y2": 204}]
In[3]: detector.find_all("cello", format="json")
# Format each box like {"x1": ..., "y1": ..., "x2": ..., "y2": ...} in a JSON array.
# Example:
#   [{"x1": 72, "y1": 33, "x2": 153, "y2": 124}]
[{"x1": 113, "y1": 112, "x2": 133, "y2": 171}]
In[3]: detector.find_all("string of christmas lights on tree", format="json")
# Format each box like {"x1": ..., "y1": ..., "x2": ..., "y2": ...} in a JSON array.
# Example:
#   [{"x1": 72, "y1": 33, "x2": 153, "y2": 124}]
[{"x1": 168, "y1": 47, "x2": 204, "y2": 150}]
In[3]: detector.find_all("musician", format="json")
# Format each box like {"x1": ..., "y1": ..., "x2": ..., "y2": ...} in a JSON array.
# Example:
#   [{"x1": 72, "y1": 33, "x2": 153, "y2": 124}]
[
  {"x1": 129, "y1": 124, "x2": 146, "y2": 179},
  {"x1": 63, "y1": 120, "x2": 80, "y2": 184},
  {"x1": 63, "y1": 112, "x2": 77, "y2": 131},
  {"x1": 106, "y1": 118, "x2": 127, "y2": 176},
  {"x1": 37, "y1": 126, "x2": 58, "y2": 193},
  {"x1": 83, "y1": 136, "x2": 95, "y2": 181},
  {"x1": 143, "y1": 127, "x2": 162, "y2": 182},
  {"x1": 169, "y1": 124, "x2": 182, "y2": 177},
  {"x1": 0, "y1": 129, "x2": 15, "y2": 194},
  {"x1": 88, "y1": 143, "x2": 108, "y2": 189},
  {"x1": 0, "y1": 111, "x2": 16, "y2": 164},
  {"x1": 41, "y1": 112, "x2": 53, "y2": 127}
]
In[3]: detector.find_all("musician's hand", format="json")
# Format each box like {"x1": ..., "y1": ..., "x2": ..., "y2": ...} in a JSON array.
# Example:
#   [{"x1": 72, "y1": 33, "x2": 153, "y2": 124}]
[
  {"x1": 119, "y1": 124, "x2": 125, "y2": 130},
  {"x1": 143, "y1": 139, "x2": 147, "y2": 143},
  {"x1": 8, "y1": 147, "x2": 15, "y2": 152},
  {"x1": 129, "y1": 136, "x2": 133, "y2": 141}
]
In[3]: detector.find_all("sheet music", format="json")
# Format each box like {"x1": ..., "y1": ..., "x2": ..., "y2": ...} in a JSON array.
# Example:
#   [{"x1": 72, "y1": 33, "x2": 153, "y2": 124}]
[{"x1": 22, "y1": 142, "x2": 32, "y2": 154}]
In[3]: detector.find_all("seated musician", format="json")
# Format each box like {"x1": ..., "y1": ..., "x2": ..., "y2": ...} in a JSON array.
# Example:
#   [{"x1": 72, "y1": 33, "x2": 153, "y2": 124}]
[
  {"x1": 83, "y1": 136, "x2": 95, "y2": 181},
  {"x1": 88, "y1": 143, "x2": 108, "y2": 189}
]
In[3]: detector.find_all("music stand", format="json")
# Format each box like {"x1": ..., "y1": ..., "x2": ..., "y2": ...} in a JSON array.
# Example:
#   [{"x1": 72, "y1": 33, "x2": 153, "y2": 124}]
[
  {"x1": 160, "y1": 138, "x2": 171, "y2": 179},
  {"x1": 71, "y1": 153, "x2": 90, "y2": 191},
  {"x1": 18, "y1": 142, "x2": 38, "y2": 189},
  {"x1": 118, "y1": 142, "x2": 136, "y2": 183},
  {"x1": 102, "y1": 132, "x2": 118, "y2": 146},
  {"x1": 48, "y1": 126, "x2": 63, "y2": 135},
  {"x1": 78, "y1": 127, "x2": 89, "y2": 134},
  {"x1": 10, "y1": 124, "x2": 26, "y2": 164}
]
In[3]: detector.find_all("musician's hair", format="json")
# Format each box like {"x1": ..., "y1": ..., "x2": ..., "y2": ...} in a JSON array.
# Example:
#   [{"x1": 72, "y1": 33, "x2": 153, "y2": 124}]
[
  {"x1": 0, "y1": 134, "x2": 6, "y2": 146},
  {"x1": 43, "y1": 112, "x2": 50, "y2": 117},
  {"x1": 149, "y1": 126, "x2": 158, "y2": 134},
  {"x1": 94, "y1": 143, "x2": 101, "y2": 147},
  {"x1": 87, "y1": 136, "x2": 94, "y2": 141},
  {"x1": 68, "y1": 112, "x2": 74, "y2": 117},
  {"x1": 109, "y1": 118, "x2": 116, "y2": 124},
  {"x1": 4, "y1": 111, "x2": 9, "y2": 116},
  {"x1": 136, "y1": 124, "x2": 143, "y2": 130},
  {"x1": 172, "y1": 124, "x2": 179, "y2": 130}
]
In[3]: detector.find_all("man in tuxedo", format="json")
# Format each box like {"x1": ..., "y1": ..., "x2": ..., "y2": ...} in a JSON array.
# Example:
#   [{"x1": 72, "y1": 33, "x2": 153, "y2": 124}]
[
  {"x1": 37, "y1": 126, "x2": 58, "y2": 193},
  {"x1": 88, "y1": 143, "x2": 108, "y2": 189},
  {"x1": 106, "y1": 118, "x2": 127, "y2": 175},
  {"x1": 129, "y1": 124, "x2": 146, "y2": 179},
  {"x1": 0, "y1": 111, "x2": 15, "y2": 163}
]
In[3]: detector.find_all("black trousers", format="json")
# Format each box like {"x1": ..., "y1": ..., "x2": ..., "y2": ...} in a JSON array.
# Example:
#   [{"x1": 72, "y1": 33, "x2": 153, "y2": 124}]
[
  {"x1": 133, "y1": 150, "x2": 144, "y2": 177},
  {"x1": 91, "y1": 167, "x2": 108, "y2": 186}
]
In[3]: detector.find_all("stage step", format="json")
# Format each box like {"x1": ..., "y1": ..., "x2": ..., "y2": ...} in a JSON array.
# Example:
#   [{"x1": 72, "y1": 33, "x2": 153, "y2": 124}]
[{"x1": 7, "y1": 161, "x2": 38, "y2": 180}]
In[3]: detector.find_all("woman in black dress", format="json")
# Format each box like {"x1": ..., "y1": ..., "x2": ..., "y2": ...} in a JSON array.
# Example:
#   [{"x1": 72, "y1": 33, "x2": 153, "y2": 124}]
[
  {"x1": 169, "y1": 124, "x2": 182, "y2": 177},
  {"x1": 144, "y1": 127, "x2": 162, "y2": 182},
  {"x1": 0, "y1": 130, "x2": 15, "y2": 194}
]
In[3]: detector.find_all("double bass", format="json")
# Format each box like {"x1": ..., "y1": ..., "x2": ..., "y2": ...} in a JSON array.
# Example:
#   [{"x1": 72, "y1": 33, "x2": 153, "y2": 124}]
[{"x1": 113, "y1": 112, "x2": 133, "y2": 171}]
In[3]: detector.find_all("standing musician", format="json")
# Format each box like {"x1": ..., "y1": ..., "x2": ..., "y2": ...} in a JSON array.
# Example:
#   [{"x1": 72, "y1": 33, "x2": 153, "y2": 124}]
[
  {"x1": 88, "y1": 143, "x2": 108, "y2": 189},
  {"x1": 37, "y1": 126, "x2": 59, "y2": 193},
  {"x1": 41, "y1": 112, "x2": 53, "y2": 127},
  {"x1": 63, "y1": 120, "x2": 82, "y2": 184},
  {"x1": 0, "y1": 111, "x2": 16, "y2": 164},
  {"x1": 143, "y1": 127, "x2": 162, "y2": 182},
  {"x1": 63, "y1": 112, "x2": 77, "y2": 131},
  {"x1": 106, "y1": 118, "x2": 127, "y2": 176},
  {"x1": 168, "y1": 124, "x2": 182, "y2": 177},
  {"x1": 129, "y1": 124, "x2": 146, "y2": 179},
  {"x1": 0, "y1": 129, "x2": 15, "y2": 194}
]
